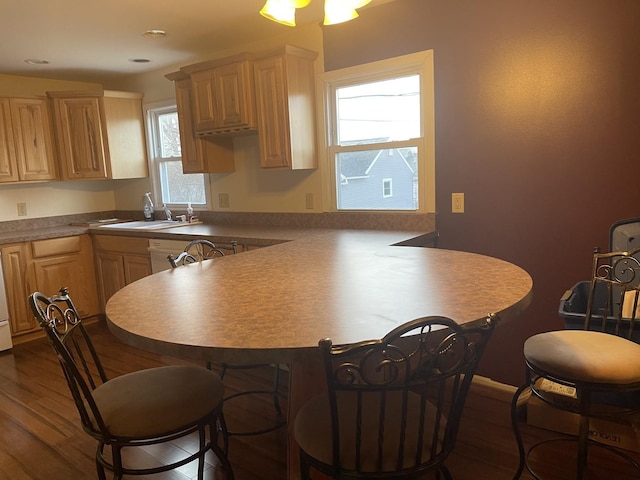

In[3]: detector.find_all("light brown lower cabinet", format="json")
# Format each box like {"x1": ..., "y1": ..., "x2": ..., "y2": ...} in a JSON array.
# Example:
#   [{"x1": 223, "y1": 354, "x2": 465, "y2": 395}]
[
  {"x1": 93, "y1": 235, "x2": 152, "y2": 310},
  {"x1": 1, "y1": 235, "x2": 99, "y2": 338}
]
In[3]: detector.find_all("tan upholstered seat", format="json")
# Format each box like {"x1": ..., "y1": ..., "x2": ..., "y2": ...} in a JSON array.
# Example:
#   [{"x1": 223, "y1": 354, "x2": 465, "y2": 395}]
[
  {"x1": 294, "y1": 315, "x2": 496, "y2": 479},
  {"x1": 29, "y1": 287, "x2": 233, "y2": 480},
  {"x1": 511, "y1": 247, "x2": 640, "y2": 479}
]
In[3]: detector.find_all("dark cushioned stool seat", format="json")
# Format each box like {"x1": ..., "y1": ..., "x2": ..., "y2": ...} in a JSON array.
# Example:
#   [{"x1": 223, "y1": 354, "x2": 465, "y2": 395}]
[
  {"x1": 93, "y1": 365, "x2": 224, "y2": 438},
  {"x1": 295, "y1": 390, "x2": 441, "y2": 473}
]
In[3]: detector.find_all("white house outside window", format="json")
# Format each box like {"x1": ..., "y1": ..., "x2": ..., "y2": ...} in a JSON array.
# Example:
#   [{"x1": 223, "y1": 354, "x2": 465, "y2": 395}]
[
  {"x1": 146, "y1": 103, "x2": 209, "y2": 209},
  {"x1": 321, "y1": 50, "x2": 435, "y2": 212}
]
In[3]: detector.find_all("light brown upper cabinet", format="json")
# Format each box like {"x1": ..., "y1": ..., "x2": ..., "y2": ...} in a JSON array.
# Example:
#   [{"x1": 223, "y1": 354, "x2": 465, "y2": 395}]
[
  {"x1": 181, "y1": 53, "x2": 257, "y2": 136},
  {"x1": 165, "y1": 71, "x2": 235, "y2": 173},
  {"x1": 253, "y1": 46, "x2": 318, "y2": 170},
  {"x1": 0, "y1": 97, "x2": 58, "y2": 183},
  {"x1": 47, "y1": 90, "x2": 148, "y2": 180}
]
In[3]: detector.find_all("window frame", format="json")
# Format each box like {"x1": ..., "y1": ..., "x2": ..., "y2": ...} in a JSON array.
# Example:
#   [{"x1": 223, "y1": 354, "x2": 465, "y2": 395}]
[
  {"x1": 318, "y1": 50, "x2": 435, "y2": 213},
  {"x1": 144, "y1": 101, "x2": 211, "y2": 210}
]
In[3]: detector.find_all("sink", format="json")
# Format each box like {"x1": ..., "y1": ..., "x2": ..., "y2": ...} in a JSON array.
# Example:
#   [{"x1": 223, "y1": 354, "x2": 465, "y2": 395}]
[{"x1": 98, "y1": 220, "x2": 191, "y2": 231}]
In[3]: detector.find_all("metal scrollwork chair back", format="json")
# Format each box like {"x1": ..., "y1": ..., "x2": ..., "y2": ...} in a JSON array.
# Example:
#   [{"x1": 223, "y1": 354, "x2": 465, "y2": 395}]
[
  {"x1": 29, "y1": 287, "x2": 233, "y2": 480},
  {"x1": 167, "y1": 239, "x2": 235, "y2": 268},
  {"x1": 294, "y1": 314, "x2": 497, "y2": 479}
]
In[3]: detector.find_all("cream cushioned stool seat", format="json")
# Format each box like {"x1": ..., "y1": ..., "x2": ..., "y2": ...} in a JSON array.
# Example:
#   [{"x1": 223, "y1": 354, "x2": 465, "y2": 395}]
[
  {"x1": 524, "y1": 330, "x2": 640, "y2": 385},
  {"x1": 511, "y1": 246, "x2": 640, "y2": 480}
]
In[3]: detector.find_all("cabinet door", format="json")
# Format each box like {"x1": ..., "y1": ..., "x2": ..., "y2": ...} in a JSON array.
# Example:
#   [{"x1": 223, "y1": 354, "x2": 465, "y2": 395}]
[
  {"x1": 124, "y1": 255, "x2": 152, "y2": 284},
  {"x1": 1, "y1": 244, "x2": 37, "y2": 336},
  {"x1": 0, "y1": 98, "x2": 18, "y2": 183},
  {"x1": 96, "y1": 252, "x2": 126, "y2": 308},
  {"x1": 254, "y1": 56, "x2": 290, "y2": 168},
  {"x1": 174, "y1": 77, "x2": 234, "y2": 173},
  {"x1": 191, "y1": 70, "x2": 218, "y2": 133},
  {"x1": 254, "y1": 47, "x2": 318, "y2": 170},
  {"x1": 10, "y1": 98, "x2": 58, "y2": 181},
  {"x1": 213, "y1": 61, "x2": 256, "y2": 133},
  {"x1": 51, "y1": 96, "x2": 107, "y2": 179}
]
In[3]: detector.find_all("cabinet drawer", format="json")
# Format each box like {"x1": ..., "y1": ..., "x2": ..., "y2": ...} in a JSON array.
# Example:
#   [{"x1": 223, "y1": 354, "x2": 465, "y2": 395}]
[
  {"x1": 32, "y1": 236, "x2": 81, "y2": 258},
  {"x1": 94, "y1": 235, "x2": 150, "y2": 255}
]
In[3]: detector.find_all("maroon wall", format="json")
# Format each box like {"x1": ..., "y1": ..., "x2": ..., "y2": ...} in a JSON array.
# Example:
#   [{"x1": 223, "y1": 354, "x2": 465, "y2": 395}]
[{"x1": 323, "y1": 0, "x2": 640, "y2": 385}]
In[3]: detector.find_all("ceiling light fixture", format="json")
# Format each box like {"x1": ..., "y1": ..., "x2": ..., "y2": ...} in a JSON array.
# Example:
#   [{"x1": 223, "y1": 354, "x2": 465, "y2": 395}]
[
  {"x1": 260, "y1": 0, "x2": 371, "y2": 27},
  {"x1": 143, "y1": 29, "x2": 167, "y2": 39},
  {"x1": 24, "y1": 58, "x2": 50, "y2": 65}
]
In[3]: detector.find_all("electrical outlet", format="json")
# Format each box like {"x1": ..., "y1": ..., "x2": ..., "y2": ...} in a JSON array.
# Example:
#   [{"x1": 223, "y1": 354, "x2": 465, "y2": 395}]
[
  {"x1": 17, "y1": 202, "x2": 27, "y2": 216},
  {"x1": 305, "y1": 193, "x2": 314, "y2": 210},
  {"x1": 452, "y1": 193, "x2": 464, "y2": 213},
  {"x1": 218, "y1": 193, "x2": 229, "y2": 208}
]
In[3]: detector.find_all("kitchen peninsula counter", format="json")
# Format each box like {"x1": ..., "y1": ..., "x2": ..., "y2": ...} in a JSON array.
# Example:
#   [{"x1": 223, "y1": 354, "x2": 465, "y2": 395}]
[{"x1": 0, "y1": 212, "x2": 437, "y2": 248}]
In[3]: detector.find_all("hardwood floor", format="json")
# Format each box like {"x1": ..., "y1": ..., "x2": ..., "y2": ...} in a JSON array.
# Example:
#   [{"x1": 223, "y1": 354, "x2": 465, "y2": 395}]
[{"x1": 0, "y1": 321, "x2": 637, "y2": 479}]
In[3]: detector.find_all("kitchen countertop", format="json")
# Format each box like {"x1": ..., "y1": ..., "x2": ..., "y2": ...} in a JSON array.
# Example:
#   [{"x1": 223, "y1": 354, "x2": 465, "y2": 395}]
[{"x1": 0, "y1": 216, "x2": 438, "y2": 249}]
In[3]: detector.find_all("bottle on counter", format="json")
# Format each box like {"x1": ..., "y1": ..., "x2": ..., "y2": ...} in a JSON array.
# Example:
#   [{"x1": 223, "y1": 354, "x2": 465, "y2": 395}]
[
  {"x1": 187, "y1": 202, "x2": 194, "y2": 223},
  {"x1": 143, "y1": 192, "x2": 155, "y2": 221}
]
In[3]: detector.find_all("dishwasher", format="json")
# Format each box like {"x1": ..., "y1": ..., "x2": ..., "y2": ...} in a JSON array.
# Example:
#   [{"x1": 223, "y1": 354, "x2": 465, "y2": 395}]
[
  {"x1": 0, "y1": 253, "x2": 14, "y2": 351},
  {"x1": 148, "y1": 239, "x2": 194, "y2": 273}
]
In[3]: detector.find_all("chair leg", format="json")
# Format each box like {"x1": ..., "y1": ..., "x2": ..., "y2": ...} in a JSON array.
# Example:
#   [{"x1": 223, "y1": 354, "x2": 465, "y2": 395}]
[
  {"x1": 272, "y1": 364, "x2": 283, "y2": 416},
  {"x1": 299, "y1": 453, "x2": 311, "y2": 480},
  {"x1": 511, "y1": 383, "x2": 529, "y2": 480},
  {"x1": 111, "y1": 444, "x2": 124, "y2": 480},
  {"x1": 576, "y1": 414, "x2": 589, "y2": 480},
  {"x1": 95, "y1": 443, "x2": 107, "y2": 480},
  {"x1": 197, "y1": 424, "x2": 206, "y2": 480}
]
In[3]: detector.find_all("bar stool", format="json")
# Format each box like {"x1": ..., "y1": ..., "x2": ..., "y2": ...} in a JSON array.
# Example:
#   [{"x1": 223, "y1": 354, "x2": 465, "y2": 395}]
[
  {"x1": 167, "y1": 239, "x2": 286, "y2": 437},
  {"x1": 511, "y1": 247, "x2": 640, "y2": 479}
]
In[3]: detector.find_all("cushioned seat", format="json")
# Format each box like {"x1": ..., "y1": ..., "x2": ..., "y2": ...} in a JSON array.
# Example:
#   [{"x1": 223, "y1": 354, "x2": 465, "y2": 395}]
[
  {"x1": 524, "y1": 330, "x2": 640, "y2": 385},
  {"x1": 92, "y1": 365, "x2": 224, "y2": 438},
  {"x1": 295, "y1": 391, "x2": 442, "y2": 473}
]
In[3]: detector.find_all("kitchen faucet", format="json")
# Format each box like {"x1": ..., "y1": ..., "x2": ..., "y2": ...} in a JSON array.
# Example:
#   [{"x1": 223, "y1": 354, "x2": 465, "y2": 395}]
[{"x1": 163, "y1": 204, "x2": 173, "y2": 221}]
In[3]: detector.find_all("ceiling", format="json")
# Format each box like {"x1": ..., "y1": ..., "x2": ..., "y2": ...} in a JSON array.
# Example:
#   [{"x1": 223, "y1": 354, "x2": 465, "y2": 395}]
[{"x1": 0, "y1": 0, "x2": 394, "y2": 84}]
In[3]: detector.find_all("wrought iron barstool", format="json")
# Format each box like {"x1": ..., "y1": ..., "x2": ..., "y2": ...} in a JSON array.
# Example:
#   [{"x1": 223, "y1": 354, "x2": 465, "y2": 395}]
[
  {"x1": 294, "y1": 314, "x2": 496, "y2": 479},
  {"x1": 168, "y1": 239, "x2": 287, "y2": 437},
  {"x1": 30, "y1": 287, "x2": 233, "y2": 479},
  {"x1": 511, "y1": 247, "x2": 640, "y2": 479}
]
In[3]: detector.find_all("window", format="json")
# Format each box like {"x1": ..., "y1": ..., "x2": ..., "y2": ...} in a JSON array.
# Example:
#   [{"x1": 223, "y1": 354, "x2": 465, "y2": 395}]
[
  {"x1": 321, "y1": 51, "x2": 435, "y2": 212},
  {"x1": 146, "y1": 103, "x2": 209, "y2": 209},
  {"x1": 382, "y1": 178, "x2": 393, "y2": 198}
]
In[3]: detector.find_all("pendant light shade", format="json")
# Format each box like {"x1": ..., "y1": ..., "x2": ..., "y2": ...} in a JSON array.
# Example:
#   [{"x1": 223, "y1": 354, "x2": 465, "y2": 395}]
[
  {"x1": 260, "y1": 0, "x2": 298, "y2": 26},
  {"x1": 324, "y1": 0, "x2": 358, "y2": 25},
  {"x1": 260, "y1": 0, "x2": 368, "y2": 27}
]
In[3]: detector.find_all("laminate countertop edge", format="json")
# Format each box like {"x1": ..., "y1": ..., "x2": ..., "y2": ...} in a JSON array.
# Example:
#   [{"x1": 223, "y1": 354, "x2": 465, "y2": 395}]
[{"x1": 0, "y1": 223, "x2": 438, "y2": 249}]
